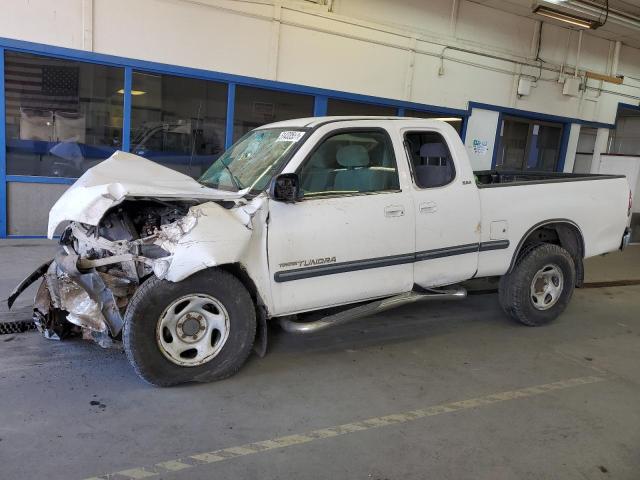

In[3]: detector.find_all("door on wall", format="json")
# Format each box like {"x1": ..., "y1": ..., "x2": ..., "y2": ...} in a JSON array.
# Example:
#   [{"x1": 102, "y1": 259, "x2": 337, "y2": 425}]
[
  {"x1": 573, "y1": 127, "x2": 598, "y2": 173},
  {"x1": 495, "y1": 117, "x2": 564, "y2": 172}
]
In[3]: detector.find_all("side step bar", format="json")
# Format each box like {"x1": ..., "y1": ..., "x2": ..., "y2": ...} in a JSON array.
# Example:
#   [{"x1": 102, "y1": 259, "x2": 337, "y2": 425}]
[{"x1": 279, "y1": 287, "x2": 467, "y2": 334}]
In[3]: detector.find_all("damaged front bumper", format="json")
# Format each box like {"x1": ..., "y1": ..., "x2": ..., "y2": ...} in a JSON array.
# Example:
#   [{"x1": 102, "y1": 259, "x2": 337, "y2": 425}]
[
  {"x1": 8, "y1": 249, "x2": 135, "y2": 343},
  {"x1": 7, "y1": 209, "x2": 199, "y2": 345}
]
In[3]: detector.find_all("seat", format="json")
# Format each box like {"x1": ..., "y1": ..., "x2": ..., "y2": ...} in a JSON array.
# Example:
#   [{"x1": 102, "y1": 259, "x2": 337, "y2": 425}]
[
  {"x1": 415, "y1": 142, "x2": 453, "y2": 188},
  {"x1": 334, "y1": 144, "x2": 374, "y2": 192},
  {"x1": 301, "y1": 143, "x2": 336, "y2": 193}
]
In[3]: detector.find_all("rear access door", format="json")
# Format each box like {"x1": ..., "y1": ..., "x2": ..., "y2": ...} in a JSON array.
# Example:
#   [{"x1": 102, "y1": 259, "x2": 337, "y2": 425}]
[{"x1": 402, "y1": 125, "x2": 482, "y2": 287}]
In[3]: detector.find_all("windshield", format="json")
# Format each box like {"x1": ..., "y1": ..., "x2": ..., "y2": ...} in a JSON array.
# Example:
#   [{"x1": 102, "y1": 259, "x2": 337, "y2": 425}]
[{"x1": 198, "y1": 128, "x2": 306, "y2": 192}]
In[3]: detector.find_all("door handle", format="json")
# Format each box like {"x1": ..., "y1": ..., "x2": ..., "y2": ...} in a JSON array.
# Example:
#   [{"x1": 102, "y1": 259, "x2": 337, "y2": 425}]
[
  {"x1": 420, "y1": 201, "x2": 437, "y2": 214},
  {"x1": 384, "y1": 205, "x2": 405, "y2": 217}
]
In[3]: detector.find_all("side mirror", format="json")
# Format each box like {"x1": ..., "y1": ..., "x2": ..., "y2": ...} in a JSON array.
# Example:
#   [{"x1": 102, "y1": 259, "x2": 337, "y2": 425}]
[{"x1": 270, "y1": 173, "x2": 301, "y2": 203}]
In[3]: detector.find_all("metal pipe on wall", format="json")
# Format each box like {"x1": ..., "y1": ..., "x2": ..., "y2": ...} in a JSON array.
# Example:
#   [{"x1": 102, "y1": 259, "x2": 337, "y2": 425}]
[{"x1": 575, "y1": 30, "x2": 583, "y2": 78}]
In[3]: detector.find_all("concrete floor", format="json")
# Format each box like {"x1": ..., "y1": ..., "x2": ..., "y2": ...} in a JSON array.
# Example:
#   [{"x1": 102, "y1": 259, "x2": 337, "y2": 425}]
[{"x1": 1, "y1": 241, "x2": 639, "y2": 480}]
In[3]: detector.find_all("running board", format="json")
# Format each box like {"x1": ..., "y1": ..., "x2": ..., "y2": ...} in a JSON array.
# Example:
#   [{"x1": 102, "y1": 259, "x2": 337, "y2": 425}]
[{"x1": 279, "y1": 287, "x2": 467, "y2": 334}]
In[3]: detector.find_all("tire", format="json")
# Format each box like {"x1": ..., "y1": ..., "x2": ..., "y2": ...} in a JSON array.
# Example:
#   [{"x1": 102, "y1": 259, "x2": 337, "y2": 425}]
[
  {"x1": 498, "y1": 243, "x2": 576, "y2": 327},
  {"x1": 123, "y1": 268, "x2": 256, "y2": 386}
]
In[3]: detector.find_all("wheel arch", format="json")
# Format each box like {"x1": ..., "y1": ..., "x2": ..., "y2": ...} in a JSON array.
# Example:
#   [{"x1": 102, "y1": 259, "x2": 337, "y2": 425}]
[
  {"x1": 508, "y1": 219, "x2": 585, "y2": 287},
  {"x1": 216, "y1": 263, "x2": 270, "y2": 357}
]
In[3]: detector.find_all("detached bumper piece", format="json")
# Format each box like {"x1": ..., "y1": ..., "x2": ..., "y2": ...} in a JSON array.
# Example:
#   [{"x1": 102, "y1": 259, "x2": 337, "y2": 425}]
[{"x1": 7, "y1": 250, "x2": 135, "y2": 346}]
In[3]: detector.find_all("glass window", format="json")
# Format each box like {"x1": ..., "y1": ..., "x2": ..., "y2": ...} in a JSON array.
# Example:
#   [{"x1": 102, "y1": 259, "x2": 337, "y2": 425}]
[
  {"x1": 577, "y1": 126, "x2": 597, "y2": 155},
  {"x1": 299, "y1": 130, "x2": 399, "y2": 196},
  {"x1": 404, "y1": 109, "x2": 463, "y2": 133},
  {"x1": 405, "y1": 131, "x2": 456, "y2": 188},
  {"x1": 496, "y1": 117, "x2": 563, "y2": 172},
  {"x1": 327, "y1": 99, "x2": 396, "y2": 117},
  {"x1": 130, "y1": 72, "x2": 227, "y2": 178},
  {"x1": 200, "y1": 128, "x2": 306, "y2": 193},
  {"x1": 233, "y1": 86, "x2": 314, "y2": 142},
  {"x1": 608, "y1": 107, "x2": 640, "y2": 155},
  {"x1": 4, "y1": 51, "x2": 124, "y2": 177}
]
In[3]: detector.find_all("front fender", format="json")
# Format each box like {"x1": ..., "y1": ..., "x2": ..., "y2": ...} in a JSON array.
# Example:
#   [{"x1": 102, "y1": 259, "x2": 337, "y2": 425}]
[{"x1": 164, "y1": 198, "x2": 263, "y2": 283}]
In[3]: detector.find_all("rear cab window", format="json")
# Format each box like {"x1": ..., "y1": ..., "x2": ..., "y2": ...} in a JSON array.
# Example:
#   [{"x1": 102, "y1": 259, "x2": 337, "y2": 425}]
[{"x1": 404, "y1": 131, "x2": 456, "y2": 188}]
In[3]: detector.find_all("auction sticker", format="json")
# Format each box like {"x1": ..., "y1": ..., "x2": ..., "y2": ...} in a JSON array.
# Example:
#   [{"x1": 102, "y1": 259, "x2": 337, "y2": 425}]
[{"x1": 276, "y1": 131, "x2": 305, "y2": 142}]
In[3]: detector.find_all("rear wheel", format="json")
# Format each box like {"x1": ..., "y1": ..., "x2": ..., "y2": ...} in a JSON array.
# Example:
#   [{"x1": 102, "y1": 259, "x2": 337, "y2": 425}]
[
  {"x1": 123, "y1": 268, "x2": 256, "y2": 386},
  {"x1": 499, "y1": 243, "x2": 576, "y2": 326}
]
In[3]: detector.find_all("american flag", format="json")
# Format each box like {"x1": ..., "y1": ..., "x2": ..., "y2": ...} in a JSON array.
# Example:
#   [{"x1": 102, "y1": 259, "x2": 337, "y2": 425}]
[{"x1": 4, "y1": 52, "x2": 80, "y2": 120}]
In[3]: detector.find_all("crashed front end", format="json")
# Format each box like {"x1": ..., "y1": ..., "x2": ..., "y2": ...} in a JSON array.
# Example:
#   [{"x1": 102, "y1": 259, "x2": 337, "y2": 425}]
[{"x1": 12, "y1": 200, "x2": 200, "y2": 347}]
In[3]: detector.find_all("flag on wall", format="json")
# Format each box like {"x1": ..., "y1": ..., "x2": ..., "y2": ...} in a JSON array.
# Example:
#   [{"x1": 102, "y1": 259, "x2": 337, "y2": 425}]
[{"x1": 4, "y1": 52, "x2": 80, "y2": 120}]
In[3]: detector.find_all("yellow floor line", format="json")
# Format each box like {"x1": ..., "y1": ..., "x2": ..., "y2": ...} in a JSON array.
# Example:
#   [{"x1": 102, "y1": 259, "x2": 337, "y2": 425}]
[{"x1": 85, "y1": 375, "x2": 606, "y2": 480}]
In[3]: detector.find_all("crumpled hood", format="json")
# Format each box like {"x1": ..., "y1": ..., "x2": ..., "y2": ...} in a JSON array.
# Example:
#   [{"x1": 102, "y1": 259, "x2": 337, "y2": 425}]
[{"x1": 48, "y1": 151, "x2": 244, "y2": 238}]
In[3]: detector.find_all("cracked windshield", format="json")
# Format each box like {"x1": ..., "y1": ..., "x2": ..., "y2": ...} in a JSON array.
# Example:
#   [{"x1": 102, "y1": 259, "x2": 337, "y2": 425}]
[{"x1": 199, "y1": 128, "x2": 305, "y2": 192}]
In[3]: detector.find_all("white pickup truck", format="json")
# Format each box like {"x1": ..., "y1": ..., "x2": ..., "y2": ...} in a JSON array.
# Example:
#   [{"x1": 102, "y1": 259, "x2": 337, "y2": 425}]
[{"x1": 9, "y1": 117, "x2": 632, "y2": 386}]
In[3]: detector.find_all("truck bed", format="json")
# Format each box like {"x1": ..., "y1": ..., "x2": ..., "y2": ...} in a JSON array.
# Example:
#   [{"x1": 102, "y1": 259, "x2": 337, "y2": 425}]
[{"x1": 475, "y1": 170, "x2": 625, "y2": 188}]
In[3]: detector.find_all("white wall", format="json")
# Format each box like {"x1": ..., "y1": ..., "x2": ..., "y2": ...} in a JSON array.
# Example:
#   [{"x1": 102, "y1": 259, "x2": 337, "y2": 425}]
[
  {"x1": 1, "y1": 0, "x2": 638, "y2": 125},
  {"x1": 563, "y1": 124, "x2": 582, "y2": 173}
]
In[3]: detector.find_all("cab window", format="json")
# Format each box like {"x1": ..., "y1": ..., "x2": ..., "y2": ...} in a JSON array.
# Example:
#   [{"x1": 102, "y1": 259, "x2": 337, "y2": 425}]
[
  {"x1": 405, "y1": 131, "x2": 456, "y2": 188},
  {"x1": 299, "y1": 130, "x2": 400, "y2": 197}
]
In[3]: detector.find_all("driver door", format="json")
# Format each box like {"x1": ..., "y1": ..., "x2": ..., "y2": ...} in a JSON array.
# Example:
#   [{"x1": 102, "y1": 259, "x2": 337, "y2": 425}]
[{"x1": 267, "y1": 127, "x2": 415, "y2": 315}]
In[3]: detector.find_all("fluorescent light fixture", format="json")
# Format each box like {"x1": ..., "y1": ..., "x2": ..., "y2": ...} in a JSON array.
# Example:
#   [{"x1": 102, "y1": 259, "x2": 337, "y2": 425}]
[
  {"x1": 434, "y1": 117, "x2": 462, "y2": 122},
  {"x1": 117, "y1": 89, "x2": 146, "y2": 95},
  {"x1": 533, "y1": 5, "x2": 601, "y2": 29}
]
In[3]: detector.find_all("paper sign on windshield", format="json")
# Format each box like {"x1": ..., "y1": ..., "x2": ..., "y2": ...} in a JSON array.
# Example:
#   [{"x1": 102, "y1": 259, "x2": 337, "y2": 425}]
[{"x1": 276, "y1": 131, "x2": 305, "y2": 142}]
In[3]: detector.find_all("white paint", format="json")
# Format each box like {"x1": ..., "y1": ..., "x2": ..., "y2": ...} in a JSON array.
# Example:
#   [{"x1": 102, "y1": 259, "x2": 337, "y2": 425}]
[
  {"x1": 49, "y1": 118, "x2": 631, "y2": 319},
  {"x1": 590, "y1": 127, "x2": 612, "y2": 174},
  {"x1": 81, "y1": 0, "x2": 93, "y2": 51},
  {"x1": 476, "y1": 176, "x2": 630, "y2": 276},
  {"x1": 85, "y1": 375, "x2": 606, "y2": 480},
  {"x1": 268, "y1": 120, "x2": 415, "y2": 314},
  {"x1": 405, "y1": 122, "x2": 481, "y2": 287},
  {"x1": 598, "y1": 155, "x2": 640, "y2": 215},
  {"x1": 562, "y1": 124, "x2": 581, "y2": 173},
  {"x1": 463, "y1": 109, "x2": 500, "y2": 171},
  {"x1": 47, "y1": 151, "x2": 244, "y2": 237}
]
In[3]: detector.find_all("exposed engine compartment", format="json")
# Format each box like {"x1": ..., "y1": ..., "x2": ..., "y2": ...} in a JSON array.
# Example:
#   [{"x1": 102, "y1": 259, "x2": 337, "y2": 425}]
[
  {"x1": 70, "y1": 199, "x2": 197, "y2": 277},
  {"x1": 30, "y1": 199, "x2": 202, "y2": 346}
]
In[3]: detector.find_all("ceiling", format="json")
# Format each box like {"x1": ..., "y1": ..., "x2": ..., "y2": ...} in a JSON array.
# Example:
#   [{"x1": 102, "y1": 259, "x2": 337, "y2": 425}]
[{"x1": 470, "y1": 0, "x2": 640, "y2": 48}]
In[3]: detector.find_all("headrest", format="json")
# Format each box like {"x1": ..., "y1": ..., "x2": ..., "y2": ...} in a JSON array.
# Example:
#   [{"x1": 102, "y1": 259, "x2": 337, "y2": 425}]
[
  {"x1": 336, "y1": 145, "x2": 369, "y2": 168},
  {"x1": 311, "y1": 143, "x2": 334, "y2": 168},
  {"x1": 420, "y1": 143, "x2": 448, "y2": 158}
]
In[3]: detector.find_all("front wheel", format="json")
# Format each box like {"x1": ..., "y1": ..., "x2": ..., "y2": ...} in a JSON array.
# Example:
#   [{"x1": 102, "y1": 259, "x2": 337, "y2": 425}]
[
  {"x1": 123, "y1": 269, "x2": 256, "y2": 386},
  {"x1": 498, "y1": 243, "x2": 576, "y2": 326}
]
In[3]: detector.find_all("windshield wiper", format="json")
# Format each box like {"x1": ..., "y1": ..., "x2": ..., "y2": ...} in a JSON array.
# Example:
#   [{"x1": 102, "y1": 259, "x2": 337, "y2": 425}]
[{"x1": 222, "y1": 160, "x2": 242, "y2": 191}]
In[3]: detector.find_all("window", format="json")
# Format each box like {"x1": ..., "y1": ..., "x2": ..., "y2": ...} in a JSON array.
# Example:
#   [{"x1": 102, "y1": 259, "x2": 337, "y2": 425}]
[
  {"x1": 404, "y1": 109, "x2": 463, "y2": 134},
  {"x1": 405, "y1": 131, "x2": 456, "y2": 188},
  {"x1": 299, "y1": 130, "x2": 399, "y2": 196},
  {"x1": 130, "y1": 72, "x2": 227, "y2": 178},
  {"x1": 4, "y1": 51, "x2": 124, "y2": 177},
  {"x1": 496, "y1": 117, "x2": 563, "y2": 172},
  {"x1": 608, "y1": 106, "x2": 640, "y2": 155},
  {"x1": 327, "y1": 99, "x2": 396, "y2": 117},
  {"x1": 233, "y1": 86, "x2": 314, "y2": 142},
  {"x1": 200, "y1": 128, "x2": 305, "y2": 193}
]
